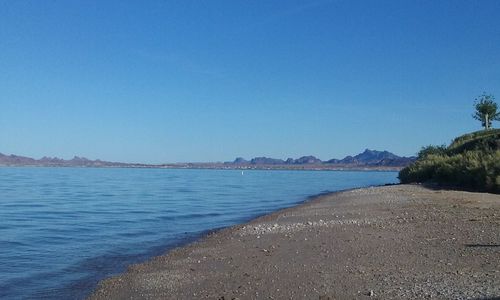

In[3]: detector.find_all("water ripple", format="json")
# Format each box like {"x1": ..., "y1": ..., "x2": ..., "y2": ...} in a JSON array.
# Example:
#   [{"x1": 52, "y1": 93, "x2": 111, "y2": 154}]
[{"x1": 0, "y1": 167, "x2": 397, "y2": 299}]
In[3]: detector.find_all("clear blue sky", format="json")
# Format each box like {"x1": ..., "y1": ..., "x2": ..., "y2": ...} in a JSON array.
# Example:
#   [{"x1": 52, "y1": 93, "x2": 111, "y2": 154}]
[{"x1": 1, "y1": 0, "x2": 499, "y2": 163}]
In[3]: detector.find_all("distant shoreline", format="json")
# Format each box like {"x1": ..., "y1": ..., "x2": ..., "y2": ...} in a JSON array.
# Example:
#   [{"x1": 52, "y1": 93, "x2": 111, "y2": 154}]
[
  {"x1": 0, "y1": 164, "x2": 404, "y2": 172},
  {"x1": 0, "y1": 149, "x2": 415, "y2": 170}
]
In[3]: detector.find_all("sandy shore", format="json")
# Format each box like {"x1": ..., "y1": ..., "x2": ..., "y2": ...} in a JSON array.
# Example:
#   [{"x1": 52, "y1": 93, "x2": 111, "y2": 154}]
[{"x1": 89, "y1": 184, "x2": 500, "y2": 299}]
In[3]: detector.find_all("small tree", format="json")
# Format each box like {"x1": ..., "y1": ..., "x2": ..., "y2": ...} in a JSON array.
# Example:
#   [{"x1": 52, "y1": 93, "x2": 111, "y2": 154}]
[{"x1": 473, "y1": 93, "x2": 500, "y2": 130}]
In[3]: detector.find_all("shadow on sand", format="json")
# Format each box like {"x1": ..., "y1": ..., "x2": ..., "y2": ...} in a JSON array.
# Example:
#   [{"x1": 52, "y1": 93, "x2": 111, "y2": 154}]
[{"x1": 465, "y1": 244, "x2": 500, "y2": 248}]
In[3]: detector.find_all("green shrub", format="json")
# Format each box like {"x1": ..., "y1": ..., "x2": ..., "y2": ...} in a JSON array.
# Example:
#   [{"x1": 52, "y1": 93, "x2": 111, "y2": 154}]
[
  {"x1": 449, "y1": 129, "x2": 500, "y2": 149},
  {"x1": 399, "y1": 130, "x2": 500, "y2": 193},
  {"x1": 417, "y1": 145, "x2": 447, "y2": 159}
]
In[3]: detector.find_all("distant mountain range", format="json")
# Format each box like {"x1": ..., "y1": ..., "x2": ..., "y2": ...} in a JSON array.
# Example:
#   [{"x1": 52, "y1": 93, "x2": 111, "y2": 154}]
[
  {"x1": 0, "y1": 149, "x2": 415, "y2": 170},
  {"x1": 0, "y1": 153, "x2": 135, "y2": 167},
  {"x1": 226, "y1": 149, "x2": 415, "y2": 168}
]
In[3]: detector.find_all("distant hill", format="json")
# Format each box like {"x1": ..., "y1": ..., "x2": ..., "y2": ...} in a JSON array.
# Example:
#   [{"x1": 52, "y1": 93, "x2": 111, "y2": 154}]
[
  {"x1": 327, "y1": 149, "x2": 410, "y2": 166},
  {"x1": 293, "y1": 155, "x2": 323, "y2": 164},
  {"x1": 352, "y1": 149, "x2": 399, "y2": 164},
  {"x1": 399, "y1": 129, "x2": 500, "y2": 193},
  {"x1": 0, "y1": 149, "x2": 415, "y2": 170},
  {"x1": 228, "y1": 149, "x2": 415, "y2": 169},
  {"x1": 250, "y1": 157, "x2": 286, "y2": 165},
  {"x1": 0, "y1": 153, "x2": 131, "y2": 167}
]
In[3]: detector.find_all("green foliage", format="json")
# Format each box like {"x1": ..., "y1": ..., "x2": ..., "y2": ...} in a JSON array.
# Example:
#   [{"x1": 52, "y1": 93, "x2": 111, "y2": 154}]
[
  {"x1": 473, "y1": 93, "x2": 500, "y2": 130},
  {"x1": 448, "y1": 129, "x2": 500, "y2": 155},
  {"x1": 449, "y1": 128, "x2": 500, "y2": 149},
  {"x1": 399, "y1": 130, "x2": 500, "y2": 193},
  {"x1": 417, "y1": 145, "x2": 447, "y2": 159}
]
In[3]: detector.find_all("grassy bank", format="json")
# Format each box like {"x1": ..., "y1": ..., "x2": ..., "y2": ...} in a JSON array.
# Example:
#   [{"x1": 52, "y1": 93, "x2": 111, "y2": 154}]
[{"x1": 399, "y1": 129, "x2": 500, "y2": 193}]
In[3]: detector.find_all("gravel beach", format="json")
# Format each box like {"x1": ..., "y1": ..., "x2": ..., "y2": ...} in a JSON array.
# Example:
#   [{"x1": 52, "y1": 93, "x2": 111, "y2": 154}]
[{"x1": 89, "y1": 184, "x2": 500, "y2": 299}]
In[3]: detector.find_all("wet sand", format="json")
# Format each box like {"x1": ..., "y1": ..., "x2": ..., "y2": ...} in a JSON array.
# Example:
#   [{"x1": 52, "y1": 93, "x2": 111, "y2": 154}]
[{"x1": 89, "y1": 184, "x2": 500, "y2": 299}]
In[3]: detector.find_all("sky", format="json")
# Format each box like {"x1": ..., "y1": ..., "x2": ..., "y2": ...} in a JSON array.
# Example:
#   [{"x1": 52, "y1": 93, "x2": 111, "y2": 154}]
[{"x1": 1, "y1": 0, "x2": 499, "y2": 164}]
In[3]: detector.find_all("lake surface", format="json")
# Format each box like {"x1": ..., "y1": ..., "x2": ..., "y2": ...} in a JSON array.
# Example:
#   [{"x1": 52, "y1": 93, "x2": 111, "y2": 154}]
[{"x1": 0, "y1": 168, "x2": 398, "y2": 299}]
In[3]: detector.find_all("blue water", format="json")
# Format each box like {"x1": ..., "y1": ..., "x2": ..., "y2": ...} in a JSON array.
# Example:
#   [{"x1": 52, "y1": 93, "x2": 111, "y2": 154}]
[{"x1": 0, "y1": 167, "x2": 398, "y2": 299}]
